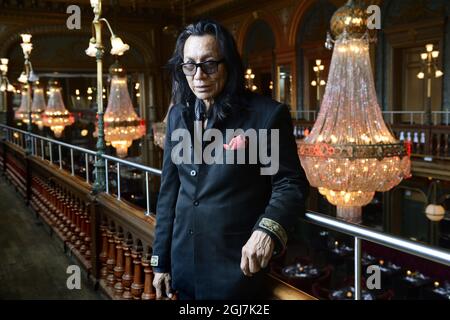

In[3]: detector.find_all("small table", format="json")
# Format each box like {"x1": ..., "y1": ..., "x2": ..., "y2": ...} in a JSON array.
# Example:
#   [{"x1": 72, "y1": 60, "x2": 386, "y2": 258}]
[
  {"x1": 397, "y1": 271, "x2": 432, "y2": 299},
  {"x1": 424, "y1": 282, "x2": 450, "y2": 300},
  {"x1": 282, "y1": 263, "x2": 321, "y2": 292},
  {"x1": 330, "y1": 286, "x2": 376, "y2": 300}
]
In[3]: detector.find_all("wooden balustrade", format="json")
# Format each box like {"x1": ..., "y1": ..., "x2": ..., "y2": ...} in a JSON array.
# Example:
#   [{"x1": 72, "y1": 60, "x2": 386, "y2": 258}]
[
  {"x1": 0, "y1": 137, "x2": 315, "y2": 301},
  {"x1": 141, "y1": 253, "x2": 156, "y2": 300},
  {"x1": 130, "y1": 246, "x2": 144, "y2": 299},
  {"x1": 113, "y1": 232, "x2": 125, "y2": 297},
  {"x1": 121, "y1": 238, "x2": 134, "y2": 299},
  {"x1": 106, "y1": 229, "x2": 117, "y2": 287}
]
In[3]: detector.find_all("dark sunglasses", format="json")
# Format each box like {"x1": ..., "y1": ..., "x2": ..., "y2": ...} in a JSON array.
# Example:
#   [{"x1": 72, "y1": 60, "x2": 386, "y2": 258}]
[{"x1": 180, "y1": 59, "x2": 224, "y2": 76}]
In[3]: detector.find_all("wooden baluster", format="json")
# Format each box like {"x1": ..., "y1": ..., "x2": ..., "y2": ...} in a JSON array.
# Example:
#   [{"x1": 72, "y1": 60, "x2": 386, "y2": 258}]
[
  {"x1": 430, "y1": 132, "x2": 437, "y2": 156},
  {"x1": 436, "y1": 133, "x2": 442, "y2": 156},
  {"x1": 49, "y1": 186, "x2": 58, "y2": 225},
  {"x1": 425, "y1": 130, "x2": 432, "y2": 155},
  {"x1": 64, "y1": 195, "x2": 73, "y2": 239},
  {"x1": 106, "y1": 229, "x2": 116, "y2": 287},
  {"x1": 113, "y1": 232, "x2": 125, "y2": 298},
  {"x1": 99, "y1": 225, "x2": 109, "y2": 279},
  {"x1": 141, "y1": 253, "x2": 155, "y2": 300},
  {"x1": 74, "y1": 199, "x2": 83, "y2": 249},
  {"x1": 121, "y1": 239, "x2": 134, "y2": 300},
  {"x1": 444, "y1": 133, "x2": 449, "y2": 156},
  {"x1": 51, "y1": 186, "x2": 59, "y2": 226},
  {"x1": 83, "y1": 204, "x2": 91, "y2": 260},
  {"x1": 43, "y1": 184, "x2": 53, "y2": 221},
  {"x1": 77, "y1": 199, "x2": 85, "y2": 251},
  {"x1": 69, "y1": 198, "x2": 78, "y2": 244},
  {"x1": 56, "y1": 188, "x2": 65, "y2": 230},
  {"x1": 130, "y1": 246, "x2": 144, "y2": 299}
]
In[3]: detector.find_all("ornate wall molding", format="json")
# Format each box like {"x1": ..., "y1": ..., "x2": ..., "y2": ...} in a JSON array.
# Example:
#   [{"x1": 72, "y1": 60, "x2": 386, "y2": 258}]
[{"x1": 236, "y1": 10, "x2": 284, "y2": 54}]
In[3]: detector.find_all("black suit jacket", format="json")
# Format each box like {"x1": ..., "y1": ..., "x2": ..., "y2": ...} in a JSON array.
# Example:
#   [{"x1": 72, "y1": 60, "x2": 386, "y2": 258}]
[{"x1": 151, "y1": 92, "x2": 309, "y2": 299}]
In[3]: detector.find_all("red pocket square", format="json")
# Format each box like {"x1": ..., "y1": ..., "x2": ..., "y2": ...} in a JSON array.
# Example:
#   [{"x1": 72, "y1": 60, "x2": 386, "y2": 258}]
[{"x1": 223, "y1": 135, "x2": 247, "y2": 150}]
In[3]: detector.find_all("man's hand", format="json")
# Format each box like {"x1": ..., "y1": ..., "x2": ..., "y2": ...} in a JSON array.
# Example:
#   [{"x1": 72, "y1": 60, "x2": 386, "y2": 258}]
[
  {"x1": 240, "y1": 230, "x2": 274, "y2": 277},
  {"x1": 153, "y1": 272, "x2": 173, "y2": 299}
]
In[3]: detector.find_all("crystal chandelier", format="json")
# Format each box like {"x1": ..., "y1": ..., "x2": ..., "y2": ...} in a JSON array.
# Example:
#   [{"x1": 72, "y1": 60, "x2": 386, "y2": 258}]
[
  {"x1": 103, "y1": 61, "x2": 145, "y2": 158},
  {"x1": 298, "y1": 0, "x2": 411, "y2": 223},
  {"x1": 14, "y1": 86, "x2": 30, "y2": 122},
  {"x1": 42, "y1": 80, "x2": 74, "y2": 138},
  {"x1": 30, "y1": 83, "x2": 46, "y2": 130}
]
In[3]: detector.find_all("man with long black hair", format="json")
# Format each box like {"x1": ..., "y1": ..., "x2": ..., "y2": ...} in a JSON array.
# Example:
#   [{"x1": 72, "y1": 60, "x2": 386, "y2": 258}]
[{"x1": 151, "y1": 19, "x2": 308, "y2": 300}]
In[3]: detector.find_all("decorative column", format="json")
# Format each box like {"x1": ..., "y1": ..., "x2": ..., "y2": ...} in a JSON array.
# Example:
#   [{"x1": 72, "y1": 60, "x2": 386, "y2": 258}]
[
  {"x1": 121, "y1": 238, "x2": 134, "y2": 300},
  {"x1": 130, "y1": 246, "x2": 144, "y2": 299},
  {"x1": 141, "y1": 253, "x2": 155, "y2": 300}
]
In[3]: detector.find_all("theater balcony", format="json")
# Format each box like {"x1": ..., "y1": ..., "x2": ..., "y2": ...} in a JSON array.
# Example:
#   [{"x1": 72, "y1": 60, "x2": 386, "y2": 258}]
[{"x1": 1, "y1": 0, "x2": 450, "y2": 301}]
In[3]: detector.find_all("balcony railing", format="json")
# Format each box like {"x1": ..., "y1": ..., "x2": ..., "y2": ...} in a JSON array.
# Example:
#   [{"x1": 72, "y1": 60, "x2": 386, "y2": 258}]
[
  {"x1": 1, "y1": 124, "x2": 162, "y2": 216},
  {"x1": 1, "y1": 124, "x2": 449, "y2": 300},
  {"x1": 306, "y1": 212, "x2": 450, "y2": 300}
]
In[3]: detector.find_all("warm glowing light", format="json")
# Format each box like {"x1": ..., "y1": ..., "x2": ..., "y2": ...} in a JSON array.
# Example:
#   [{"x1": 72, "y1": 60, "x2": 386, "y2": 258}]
[
  {"x1": 21, "y1": 34, "x2": 32, "y2": 43},
  {"x1": 85, "y1": 38, "x2": 97, "y2": 57},
  {"x1": 298, "y1": 35, "x2": 410, "y2": 224},
  {"x1": 95, "y1": 62, "x2": 145, "y2": 158},
  {"x1": 42, "y1": 81, "x2": 74, "y2": 137},
  {"x1": 110, "y1": 36, "x2": 130, "y2": 56}
]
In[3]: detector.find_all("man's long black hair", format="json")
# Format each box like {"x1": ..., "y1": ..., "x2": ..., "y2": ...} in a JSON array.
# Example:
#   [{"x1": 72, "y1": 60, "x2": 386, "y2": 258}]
[{"x1": 167, "y1": 19, "x2": 246, "y2": 123}]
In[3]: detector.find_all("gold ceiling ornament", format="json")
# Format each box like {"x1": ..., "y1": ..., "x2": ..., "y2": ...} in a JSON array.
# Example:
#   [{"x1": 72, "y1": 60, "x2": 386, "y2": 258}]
[
  {"x1": 330, "y1": 0, "x2": 367, "y2": 38},
  {"x1": 299, "y1": 1, "x2": 411, "y2": 224},
  {"x1": 42, "y1": 80, "x2": 74, "y2": 138}
]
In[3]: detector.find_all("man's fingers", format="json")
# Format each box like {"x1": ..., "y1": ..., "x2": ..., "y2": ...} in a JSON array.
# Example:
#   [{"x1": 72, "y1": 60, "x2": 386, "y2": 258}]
[
  {"x1": 240, "y1": 249, "x2": 252, "y2": 277},
  {"x1": 164, "y1": 276, "x2": 173, "y2": 298},
  {"x1": 248, "y1": 252, "x2": 261, "y2": 274},
  {"x1": 154, "y1": 280, "x2": 162, "y2": 300},
  {"x1": 260, "y1": 251, "x2": 271, "y2": 269}
]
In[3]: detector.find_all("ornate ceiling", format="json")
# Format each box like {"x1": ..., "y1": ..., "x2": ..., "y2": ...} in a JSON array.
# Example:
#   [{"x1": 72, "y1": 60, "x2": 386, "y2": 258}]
[{"x1": 0, "y1": 0, "x2": 239, "y2": 19}]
